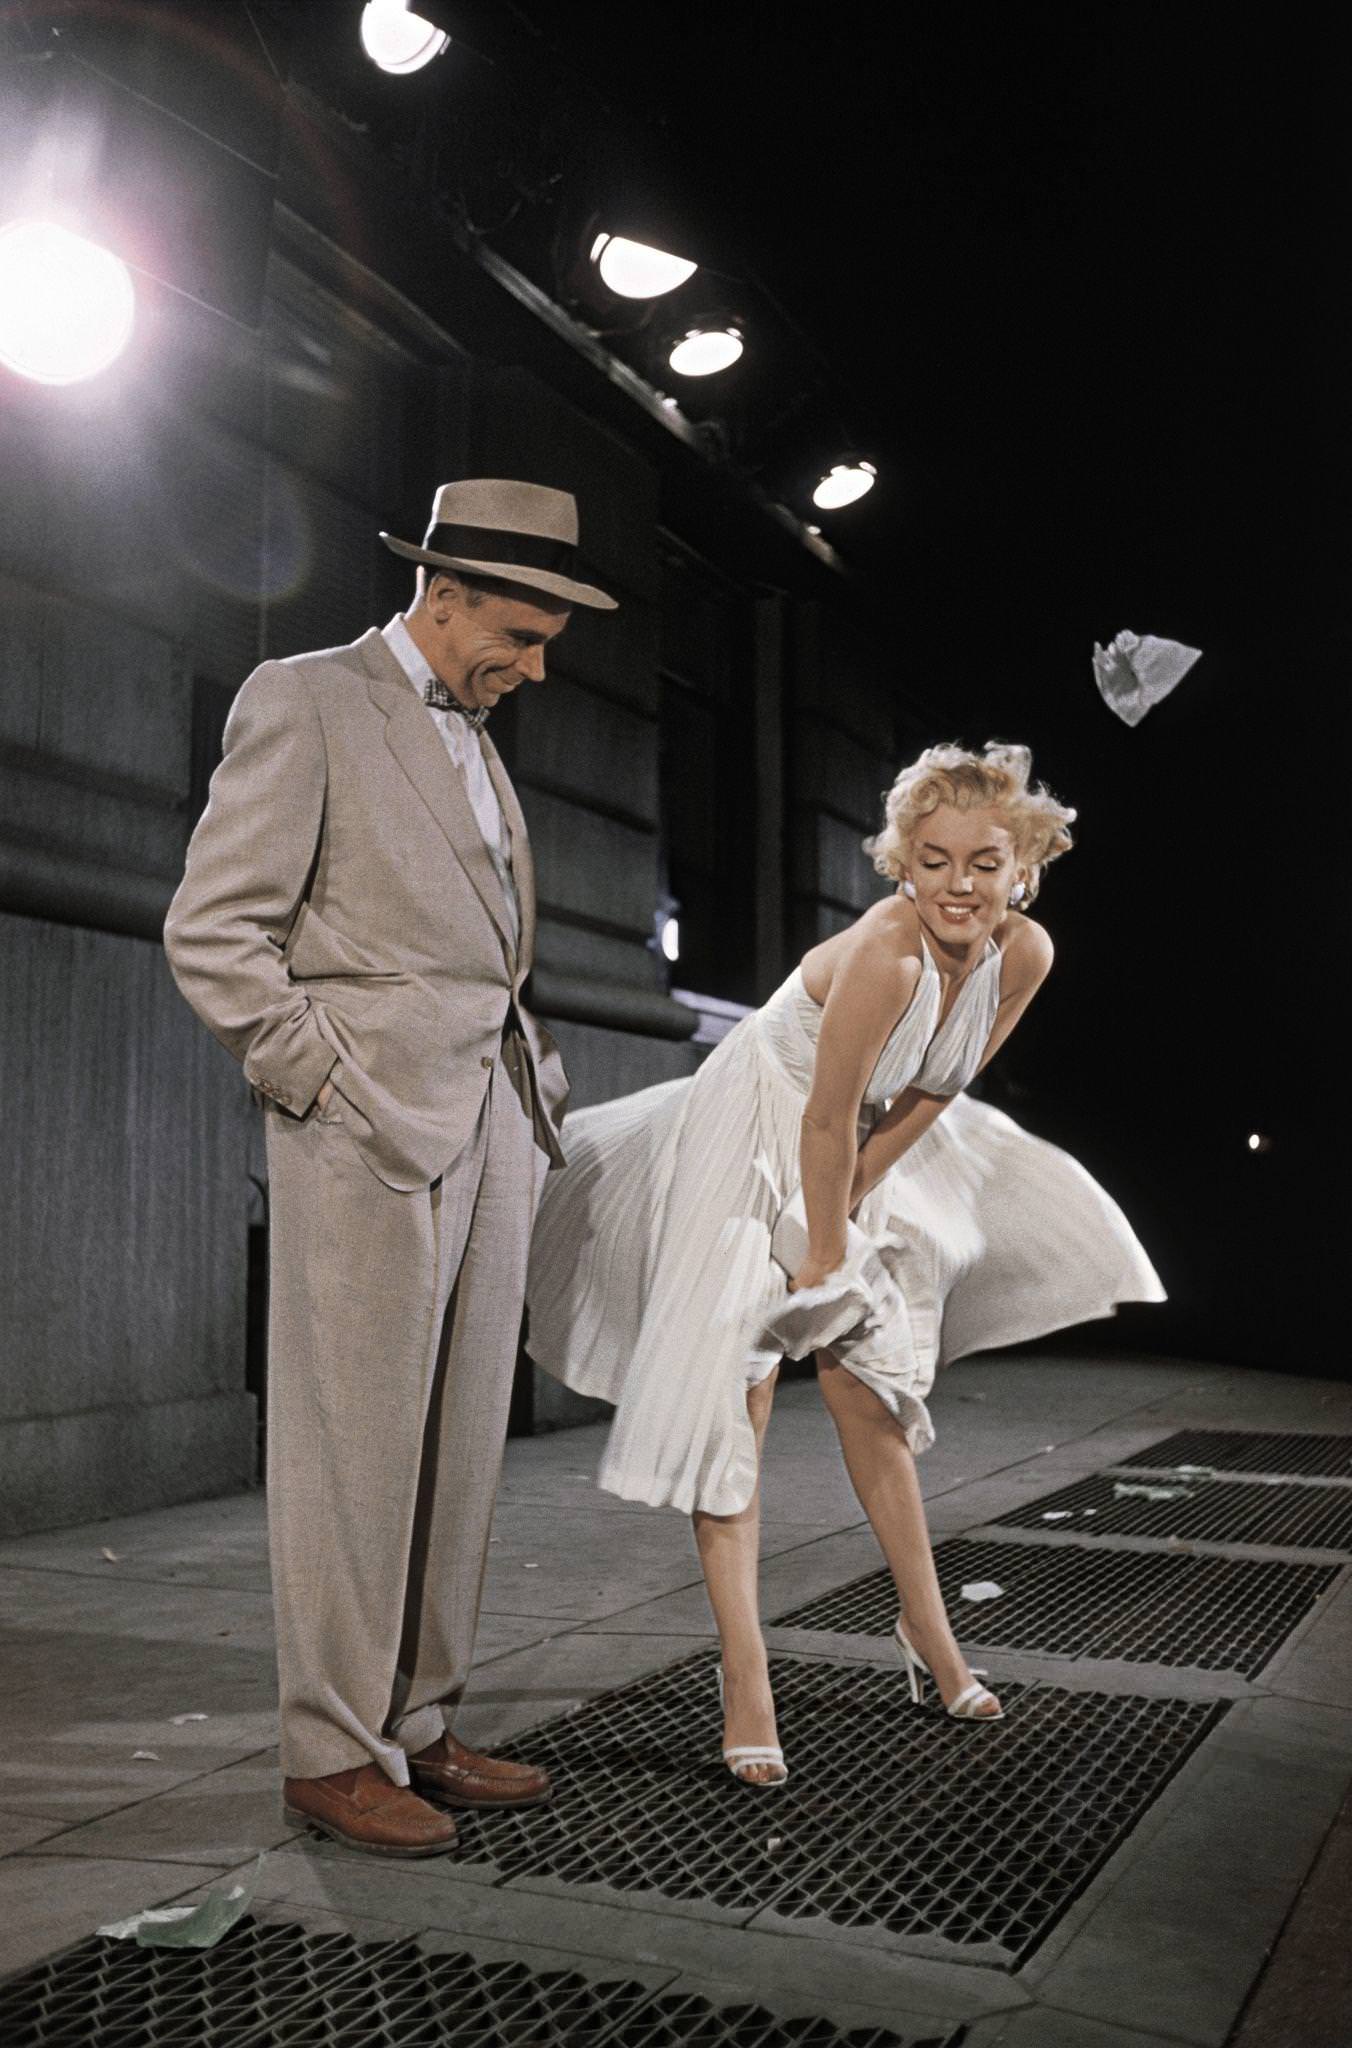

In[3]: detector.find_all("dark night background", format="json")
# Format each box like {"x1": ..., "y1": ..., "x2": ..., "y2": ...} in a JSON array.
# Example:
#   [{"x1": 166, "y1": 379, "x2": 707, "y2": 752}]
[
  {"x1": 1, "y1": 0, "x2": 1339, "y2": 1391},
  {"x1": 479, "y1": 3, "x2": 1340, "y2": 1367}
]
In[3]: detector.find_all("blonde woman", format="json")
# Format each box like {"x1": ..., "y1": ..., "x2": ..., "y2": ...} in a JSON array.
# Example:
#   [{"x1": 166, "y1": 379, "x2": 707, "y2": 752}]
[{"x1": 526, "y1": 744, "x2": 1163, "y2": 1785}]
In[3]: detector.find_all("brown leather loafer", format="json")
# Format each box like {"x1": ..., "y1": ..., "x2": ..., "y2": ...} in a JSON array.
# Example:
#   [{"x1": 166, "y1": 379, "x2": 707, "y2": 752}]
[
  {"x1": 408, "y1": 1729, "x2": 552, "y2": 1810},
  {"x1": 283, "y1": 1762, "x2": 459, "y2": 1856}
]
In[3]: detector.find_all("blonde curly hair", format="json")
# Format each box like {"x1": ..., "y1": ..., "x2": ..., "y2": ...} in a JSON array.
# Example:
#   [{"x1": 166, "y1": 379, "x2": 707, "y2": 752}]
[{"x1": 864, "y1": 742, "x2": 1076, "y2": 906}]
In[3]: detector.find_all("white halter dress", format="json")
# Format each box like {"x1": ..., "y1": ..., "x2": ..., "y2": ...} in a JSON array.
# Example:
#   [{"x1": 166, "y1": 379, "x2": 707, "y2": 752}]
[{"x1": 526, "y1": 935, "x2": 1164, "y2": 1517}]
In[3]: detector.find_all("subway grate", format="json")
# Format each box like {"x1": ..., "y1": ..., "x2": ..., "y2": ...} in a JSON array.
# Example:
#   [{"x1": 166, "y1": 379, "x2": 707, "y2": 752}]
[
  {"x1": 754, "y1": 1683, "x2": 1212, "y2": 1964},
  {"x1": 0, "y1": 1923, "x2": 956, "y2": 2048},
  {"x1": 0, "y1": 1919, "x2": 398, "y2": 2048},
  {"x1": 1119, "y1": 1430, "x2": 1352, "y2": 1480},
  {"x1": 991, "y1": 1473, "x2": 1352, "y2": 1551},
  {"x1": 769, "y1": 1539, "x2": 1340, "y2": 1675},
  {"x1": 440, "y1": 1651, "x2": 1221, "y2": 1964},
  {"x1": 253, "y1": 1943, "x2": 655, "y2": 2047},
  {"x1": 598, "y1": 1991, "x2": 954, "y2": 2046}
]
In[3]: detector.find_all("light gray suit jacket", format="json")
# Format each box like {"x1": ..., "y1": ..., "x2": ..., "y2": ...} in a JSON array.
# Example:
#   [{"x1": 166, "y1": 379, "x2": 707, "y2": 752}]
[{"x1": 164, "y1": 627, "x2": 569, "y2": 1191}]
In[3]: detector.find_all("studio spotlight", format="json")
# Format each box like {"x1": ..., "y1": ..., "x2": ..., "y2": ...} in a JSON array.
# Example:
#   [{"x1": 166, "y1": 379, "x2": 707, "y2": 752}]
[
  {"x1": 668, "y1": 325, "x2": 744, "y2": 378},
  {"x1": 590, "y1": 233, "x2": 696, "y2": 301},
  {"x1": 0, "y1": 220, "x2": 135, "y2": 386},
  {"x1": 812, "y1": 459, "x2": 877, "y2": 511},
  {"x1": 359, "y1": 0, "x2": 450, "y2": 75}
]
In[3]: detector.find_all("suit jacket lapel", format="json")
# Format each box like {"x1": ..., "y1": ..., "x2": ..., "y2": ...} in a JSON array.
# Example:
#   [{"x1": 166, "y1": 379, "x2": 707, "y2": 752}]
[
  {"x1": 359, "y1": 630, "x2": 517, "y2": 962},
  {"x1": 480, "y1": 730, "x2": 535, "y2": 973}
]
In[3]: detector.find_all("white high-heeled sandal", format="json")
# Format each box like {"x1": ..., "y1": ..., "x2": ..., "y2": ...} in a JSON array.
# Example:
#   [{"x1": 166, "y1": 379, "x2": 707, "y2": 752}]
[
  {"x1": 716, "y1": 1666, "x2": 788, "y2": 1786},
  {"x1": 894, "y1": 1617, "x2": 1003, "y2": 1721}
]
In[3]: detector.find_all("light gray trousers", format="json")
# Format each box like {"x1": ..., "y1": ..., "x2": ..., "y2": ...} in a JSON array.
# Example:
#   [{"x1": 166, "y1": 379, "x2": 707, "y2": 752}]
[{"x1": 263, "y1": 1055, "x2": 545, "y2": 1782}]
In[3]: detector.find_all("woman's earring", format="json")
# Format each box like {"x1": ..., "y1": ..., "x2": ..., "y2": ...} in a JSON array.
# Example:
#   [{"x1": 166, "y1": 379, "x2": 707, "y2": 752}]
[
  {"x1": 1008, "y1": 881, "x2": 1027, "y2": 905},
  {"x1": 902, "y1": 879, "x2": 917, "y2": 900}
]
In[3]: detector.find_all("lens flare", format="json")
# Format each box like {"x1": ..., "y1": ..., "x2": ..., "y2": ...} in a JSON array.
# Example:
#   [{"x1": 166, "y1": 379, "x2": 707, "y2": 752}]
[
  {"x1": 591, "y1": 234, "x2": 697, "y2": 300},
  {"x1": 0, "y1": 220, "x2": 135, "y2": 385}
]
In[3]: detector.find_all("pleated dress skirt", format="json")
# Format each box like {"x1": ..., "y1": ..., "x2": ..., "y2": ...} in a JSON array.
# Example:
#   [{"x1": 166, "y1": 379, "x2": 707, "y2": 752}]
[{"x1": 525, "y1": 994, "x2": 1165, "y2": 1518}]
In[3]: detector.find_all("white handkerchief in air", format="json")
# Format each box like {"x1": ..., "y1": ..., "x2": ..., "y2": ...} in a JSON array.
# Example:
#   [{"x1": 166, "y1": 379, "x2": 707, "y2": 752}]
[{"x1": 1092, "y1": 630, "x2": 1202, "y2": 726}]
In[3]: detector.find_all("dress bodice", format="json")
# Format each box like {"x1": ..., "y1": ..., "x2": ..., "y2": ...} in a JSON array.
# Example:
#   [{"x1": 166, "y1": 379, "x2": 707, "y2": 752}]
[{"x1": 754, "y1": 936, "x2": 1003, "y2": 1106}]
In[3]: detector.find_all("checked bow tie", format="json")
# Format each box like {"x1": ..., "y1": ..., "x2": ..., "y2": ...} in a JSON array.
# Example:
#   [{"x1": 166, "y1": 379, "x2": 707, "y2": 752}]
[{"x1": 424, "y1": 678, "x2": 490, "y2": 732}]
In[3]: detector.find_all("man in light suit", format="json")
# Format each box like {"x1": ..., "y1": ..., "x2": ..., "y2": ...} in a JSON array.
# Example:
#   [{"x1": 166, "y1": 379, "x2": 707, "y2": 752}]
[{"x1": 165, "y1": 478, "x2": 616, "y2": 1855}]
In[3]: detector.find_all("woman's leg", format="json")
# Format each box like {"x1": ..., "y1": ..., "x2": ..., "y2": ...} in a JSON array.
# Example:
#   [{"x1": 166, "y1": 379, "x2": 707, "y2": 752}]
[
  {"x1": 816, "y1": 1354, "x2": 1000, "y2": 1714},
  {"x1": 692, "y1": 1367, "x2": 782, "y2": 1781}
]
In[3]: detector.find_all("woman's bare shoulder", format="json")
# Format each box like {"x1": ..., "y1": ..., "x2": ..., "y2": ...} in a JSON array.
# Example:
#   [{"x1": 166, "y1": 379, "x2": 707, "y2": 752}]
[
  {"x1": 858, "y1": 897, "x2": 927, "y2": 974},
  {"x1": 998, "y1": 911, "x2": 1055, "y2": 987},
  {"x1": 802, "y1": 899, "x2": 923, "y2": 1006}
]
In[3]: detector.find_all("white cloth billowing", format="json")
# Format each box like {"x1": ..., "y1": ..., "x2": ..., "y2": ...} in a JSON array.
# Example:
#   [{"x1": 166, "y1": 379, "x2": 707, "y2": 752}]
[
  {"x1": 526, "y1": 937, "x2": 1165, "y2": 1517},
  {"x1": 1092, "y1": 630, "x2": 1202, "y2": 726}
]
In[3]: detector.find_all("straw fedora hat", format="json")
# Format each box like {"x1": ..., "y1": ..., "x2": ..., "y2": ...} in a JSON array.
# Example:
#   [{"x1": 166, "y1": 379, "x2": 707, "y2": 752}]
[{"x1": 380, "y1": 478, "x2": 617, "y2": 610}]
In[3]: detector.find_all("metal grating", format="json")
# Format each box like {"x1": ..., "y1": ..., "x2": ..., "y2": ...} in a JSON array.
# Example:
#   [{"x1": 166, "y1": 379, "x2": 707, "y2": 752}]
[
  {"x1": 1120, "y1": 1430, "x2": 1352, "y2": 1480},
  {"x1": 598, "y1": 1993, "x2": 954, "y2": 2046},
  {"x1": 0, "y1": 1922, "x2": 954, "y2": 2048},
  {"x1": 770, "y1": 1540, "x2": 1339, "y2": 1675},
  {"x1": 0, "y1": 1919, "x2": 394, "y2": 2048},
  {"x1": 991, "y1": 1473, "x2": 1352, "y2": 1551},
  {"x1": 255, "y1": 1943, "x2": 654, "y2": 2047},
  {"x1": 440, "y1": 1651, "x2": 1221, "y2": 1964},
  {"x1": 755, "y1": 1683, "x2": 1211, "y2": 1963}
]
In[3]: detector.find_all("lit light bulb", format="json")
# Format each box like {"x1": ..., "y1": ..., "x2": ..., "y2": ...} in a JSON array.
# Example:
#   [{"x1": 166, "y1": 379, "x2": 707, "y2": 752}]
[
  {"x1": 660, "y1": 915, "x2": 680, "y2": 963},
  {"x1": 812, "y1": 460, "x2": 877, "y2": 510},
  {"x1": 591, "y1": 233, "x2": 697, "y2": 300},
  {"x1": 668, "y1": 327, "x2": 743, "y2": 377},
  {"x1": 1247, "y1": 1133, "x2": 1272, "y2": 1154},
  {"x1": 359, "y1": 0, "x2": 449, "y2": 74},
  {"x1": 0, "y1": 220, "x2": 135, "y2": 385}
]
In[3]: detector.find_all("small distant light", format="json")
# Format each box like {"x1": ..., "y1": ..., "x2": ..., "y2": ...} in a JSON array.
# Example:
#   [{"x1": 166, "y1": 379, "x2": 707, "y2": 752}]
[
  {"x1": 805, "y1": 523, "x2": 822, "y2": 536},
  {"x1": 591, "y1": 233, "x2": 697, "y2": 300},
  {"x1": 359, "y1": 0, "x2": 449, "y2": 74},
  {"x1": 1247, "y1": 1132, "x2": 1272, "y2": 1154},
  {"x1": 669, "y1": 326, "x2": 743, "y2": 377},
  {"x1": 659, "y1": 914, "x2": 680, "y2": 963},
  {"x1": 812, "y1": 459, "x2": 877, "y2": 510},
  {"x1": 0, "y1": 220, "x2": 135, "y2": 385}
]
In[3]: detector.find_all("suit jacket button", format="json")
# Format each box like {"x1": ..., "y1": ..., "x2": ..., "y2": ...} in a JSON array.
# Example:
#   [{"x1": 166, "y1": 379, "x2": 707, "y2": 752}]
[{"x1": 481, "y1": 1055, "x2": 494, "y2": 1069}]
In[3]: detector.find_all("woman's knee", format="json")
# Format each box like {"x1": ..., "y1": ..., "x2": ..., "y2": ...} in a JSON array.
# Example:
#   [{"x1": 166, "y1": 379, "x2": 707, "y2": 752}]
[{"x1": 817, "y1": 1356, "x2": 903, "y2": 1433}]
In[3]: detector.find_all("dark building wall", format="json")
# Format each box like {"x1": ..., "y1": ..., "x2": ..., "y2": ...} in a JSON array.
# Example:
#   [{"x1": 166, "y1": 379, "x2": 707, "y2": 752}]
[
  {"x1": 787, "y1": 605, "x2": 899, "y2": 954},
  {"x1": 0, "y1": 47, "x2": 904, "y2": 1530}
]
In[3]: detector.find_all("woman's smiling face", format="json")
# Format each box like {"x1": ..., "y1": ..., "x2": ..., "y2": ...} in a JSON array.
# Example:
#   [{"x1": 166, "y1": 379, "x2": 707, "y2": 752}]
[{"x1": 904, "y1": 803, "x2": 1023, "y2": 940}]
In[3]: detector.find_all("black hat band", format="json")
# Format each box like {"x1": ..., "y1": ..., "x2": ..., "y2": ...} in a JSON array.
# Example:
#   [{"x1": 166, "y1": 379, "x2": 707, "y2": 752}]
[{"x1": 422, "y1": 521, "x2": 576, "y2": 575}]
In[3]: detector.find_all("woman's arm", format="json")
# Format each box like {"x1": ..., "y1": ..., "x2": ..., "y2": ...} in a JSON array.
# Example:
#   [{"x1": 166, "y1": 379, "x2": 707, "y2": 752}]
[
  {"x1": 795, "y1": 921, "x2": 922, "y2": 1286},
  {"x1": 849, "y1": 919, "x2": 1055, "y2": 1208}
]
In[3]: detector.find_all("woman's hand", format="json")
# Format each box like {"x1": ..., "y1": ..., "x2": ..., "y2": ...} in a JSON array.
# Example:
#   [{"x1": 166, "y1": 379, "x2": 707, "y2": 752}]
[{"x1": 788, "y1": 1251, "x2": 846, "y2": 1294}]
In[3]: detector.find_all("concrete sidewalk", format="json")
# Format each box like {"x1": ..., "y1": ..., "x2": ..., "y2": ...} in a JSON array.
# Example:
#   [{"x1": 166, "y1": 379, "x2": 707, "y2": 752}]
[{"x1": 1, "y1": 1349, "x2": 1349, "y2": 2045}]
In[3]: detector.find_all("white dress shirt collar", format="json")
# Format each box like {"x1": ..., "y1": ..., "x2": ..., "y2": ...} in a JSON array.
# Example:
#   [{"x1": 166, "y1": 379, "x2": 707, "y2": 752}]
[{"x1": 382, "y1": 613, "x2": 437, "y2": 695}]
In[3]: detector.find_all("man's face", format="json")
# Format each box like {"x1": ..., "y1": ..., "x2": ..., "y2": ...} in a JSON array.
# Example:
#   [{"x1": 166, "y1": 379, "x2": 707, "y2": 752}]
[{"x1": 426, "y1": 576, "x2": 571, "y2": 713}]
